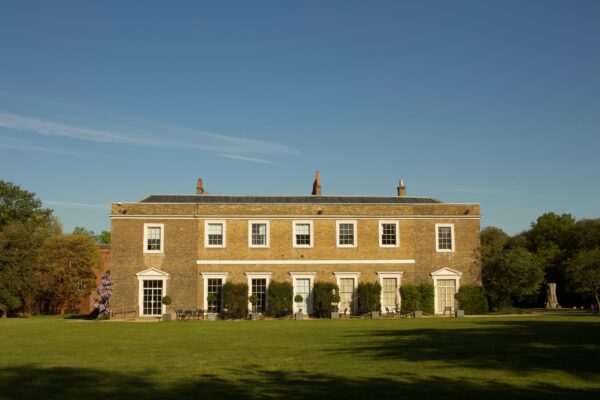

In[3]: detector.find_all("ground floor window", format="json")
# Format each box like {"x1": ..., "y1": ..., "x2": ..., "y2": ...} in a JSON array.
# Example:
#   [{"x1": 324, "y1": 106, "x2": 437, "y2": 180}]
[
  {"x1": 339, "y1": 278, "x2": 355, "y2": 314},
  {"x1": 207, "y1": 278, "x2": 223, "y2": 312},
  {"x1": 437, "y1": 279, "x2": 456, "y2": 313},
  {"x1": 252, "y1": 278, "x2": 267, "y2": 313},
  {"x1": 142, "y1": 280, "x2": 163, "y2": 316},
  {"x1": 382, "y1": 278, "x2": 397, "y2": 311},
  {"x1": 295, "y1": 278, "x2": 311, "y2": 313}
]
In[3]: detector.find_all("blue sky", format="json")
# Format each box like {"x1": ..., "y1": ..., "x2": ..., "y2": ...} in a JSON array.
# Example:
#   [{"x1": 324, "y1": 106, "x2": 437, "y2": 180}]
[{"x1": 1, "y1": 1, "x2": 599, "y2": 235}]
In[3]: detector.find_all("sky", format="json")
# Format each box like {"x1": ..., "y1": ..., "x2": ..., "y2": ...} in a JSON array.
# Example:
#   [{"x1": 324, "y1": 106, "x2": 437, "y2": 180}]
[{"x1": 1, "y1": 0, "x2": 599, "y2": 235}]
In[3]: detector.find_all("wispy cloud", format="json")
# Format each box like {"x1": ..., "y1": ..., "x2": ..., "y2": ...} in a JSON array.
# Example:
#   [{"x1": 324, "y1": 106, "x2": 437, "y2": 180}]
[
  {"x1": 44, "y1": 200, "x2": 110, "y2": 210},
  {"x1": 218, "y1": 154, "x2": 280, "y2": 165},
  {"x1": 0, "y1": 111, "x2": 299, "y2": 162},
  {"x1": 0, "y1": 139, "x2": 85, "y2": 156}
]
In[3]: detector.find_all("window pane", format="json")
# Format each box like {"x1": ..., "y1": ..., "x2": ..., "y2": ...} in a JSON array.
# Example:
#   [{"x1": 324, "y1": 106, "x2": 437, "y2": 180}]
[
  {"x1": 295, "y1": 223, "x2": 311, "y2": 246},
  {"x1": 207, "y1": 278, "x2": 223, "y2": 312},
  {"x1": 381, "y1": 223, "x2": 397, "y2": 245},
  {"x1": 251, "y1": 223, "x2": 267, "y2": 246},
  {"x1": 147, "y1": 227, "x2": 161, "y2": 251},
  {"x1": 438, "y1": 226, "x2": 452, "y2": 250},
  {"x1": 339, "y1": 223, "x2": 354, "y2": 245},
  {"x1": 251, "y1": 278, "x2": 267, "y2": 312}
]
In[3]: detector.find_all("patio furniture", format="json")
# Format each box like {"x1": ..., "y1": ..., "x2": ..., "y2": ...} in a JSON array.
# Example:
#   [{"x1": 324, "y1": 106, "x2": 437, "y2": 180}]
[{"x1": 175, "y1": 309, "x2": 185, "y2": 320}]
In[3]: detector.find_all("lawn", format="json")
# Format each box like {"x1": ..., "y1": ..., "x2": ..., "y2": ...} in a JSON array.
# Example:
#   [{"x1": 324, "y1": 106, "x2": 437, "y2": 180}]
[{"x1": 1, "y1": 315, "x2": 599, "y2": 400}]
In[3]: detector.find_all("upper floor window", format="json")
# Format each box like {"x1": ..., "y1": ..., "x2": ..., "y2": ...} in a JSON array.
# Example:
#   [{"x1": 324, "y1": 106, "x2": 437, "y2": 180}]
[
  {"x1": 144, "y1": 223, "x2": 164, "y2": 254},
  {"x1": 336, "y1": 220, "x2": 357, "y2": 248},
  {"x1": 293, "y1": 220, "x2": 313, "y2": 248},
  {"x1": 436, "y1": 224, "x2": 455, "y2": 252},
  {"x1": 379, "y1": 221, "x2": 399, "y2": 247},
  {"x1": 249, "y1": 221, "x2": 269, "y2": 248},
  {"x1": 205, "y1": 221, "x2": 226, "y2": 248}
]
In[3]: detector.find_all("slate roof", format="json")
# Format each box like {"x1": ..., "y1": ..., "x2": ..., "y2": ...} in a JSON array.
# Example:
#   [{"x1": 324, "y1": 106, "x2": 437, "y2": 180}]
[{"x1": 139, "y1": 195, "x2": 442, "y2": 204}]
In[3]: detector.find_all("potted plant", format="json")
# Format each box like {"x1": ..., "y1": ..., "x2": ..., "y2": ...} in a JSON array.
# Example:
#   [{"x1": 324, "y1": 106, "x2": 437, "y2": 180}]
[
  {"x1": 330, "y1": 290, "x2": 341, "y2": 319},
  {"x1": 206, "y1": 293, "x2": 218, "y2": 320},
  {"x1": 161, "y1": 295, "x2": 172, "y2": 321},
  {"x1": 294, "y1": 294, "x2": 304, "y2": 320},
  {"x1": 249, "y1": 294, "x2": 260, "y2": 320}
]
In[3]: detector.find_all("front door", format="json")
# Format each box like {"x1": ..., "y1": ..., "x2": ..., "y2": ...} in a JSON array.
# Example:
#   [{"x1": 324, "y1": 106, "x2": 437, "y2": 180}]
[
  {"x1": 339, "y1": 278, "x2": 354, "y2": 315},
  {"x1": 142, "y1": 279, "x2": 163, "y2": 316},
  {"x1": 437, "y1": 279, "x2": 456, "y2": 314},
  {"x1": 295, "y1": 278, "x2": 311, "y2": 314}
]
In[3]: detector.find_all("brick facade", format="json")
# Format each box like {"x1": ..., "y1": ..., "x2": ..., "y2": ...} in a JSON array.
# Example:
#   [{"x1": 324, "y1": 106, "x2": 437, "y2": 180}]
[{"x1": 111, "y1": 186, "x2": 481, "y2": 316}]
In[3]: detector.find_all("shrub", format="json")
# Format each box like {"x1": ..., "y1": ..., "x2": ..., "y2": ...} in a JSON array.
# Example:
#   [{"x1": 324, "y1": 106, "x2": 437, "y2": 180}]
[
  {"x1": 266, "y1": 280, "x2": 293, "y2": 317},
  {"x1": 222, "y1": 282, "x2": 249, "y2": 319},
  {"x1": 357, "y1": 282, "x2": 381, "y2": 314},
  {"x1": 400, "y1": 284, "x2": 421, "y2": 313},
  {"x1": 161, "y1": 295, "x2": 172, "y2": 306},
  {"x1": 455, "y1": 285, "x2": 488, "y2": 314},
  {"x1": 418, "y1": 283, "x2": 435, "y2": 314},
  {"x1": 312, "y1": 281, "x2": 340, "y2": 317}
]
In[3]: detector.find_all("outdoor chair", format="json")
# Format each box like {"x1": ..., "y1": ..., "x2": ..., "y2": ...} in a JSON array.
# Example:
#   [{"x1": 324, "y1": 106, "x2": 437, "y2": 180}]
[
  {"x1": 340, "y1": 308, "x2": 348, "y2": 318},
  {"x1": 175, "y1": 309, "x2": 185, "y2": 320},
  {"x1": 184, "y1": 310, "x2": 193, "y2": 320},
  {"x1": 385, "y1": 307, "x2": 395, "y2": 317},
  {"x1": 195, "y1": 309, "x2": 205, "y2": 320}
]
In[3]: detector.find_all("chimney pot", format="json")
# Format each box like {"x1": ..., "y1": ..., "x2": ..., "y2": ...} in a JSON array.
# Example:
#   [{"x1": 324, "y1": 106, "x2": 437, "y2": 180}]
[
  {"x1": 196, "y1": 178, "x2": 205, "y2": 195},
  {"x1": 312, "y1": 170, "x2": 322, "y2": 196},
  {"x1": 397, "y1": 178, "x2": 406, "y2": 197}
]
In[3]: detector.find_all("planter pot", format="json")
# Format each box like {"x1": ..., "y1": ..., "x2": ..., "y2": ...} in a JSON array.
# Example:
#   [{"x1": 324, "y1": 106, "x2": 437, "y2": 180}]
[
  {"x1": 295, "y1": 312, "x2": 304, "y2": 320},
  {"x1": 330, "y1": 311, "x2": 339, "y2": 319},
  {"x1": 251, "y1": 313, "x2": 260, "y2": 320},
  {"x1": 413, "y1": 310, "x2": 423, "y2": 318},
  {"x1": 207, "y1": 313, "x2": 218, "y2": 321},
  {"x1": 371, "y1": 311, "x2": 380, "y2": 319},
  {"x1": 162, "y1": 313, "x2": 172, "y2": 321},
  {"x1": 455, "y1": 310, "x2": 465, "y2": 318}
]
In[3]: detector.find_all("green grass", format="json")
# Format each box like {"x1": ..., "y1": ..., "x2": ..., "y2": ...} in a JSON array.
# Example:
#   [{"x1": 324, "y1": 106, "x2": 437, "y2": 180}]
[{"x1": 1, "y1": 315, "x2": 599, "y2": 399}]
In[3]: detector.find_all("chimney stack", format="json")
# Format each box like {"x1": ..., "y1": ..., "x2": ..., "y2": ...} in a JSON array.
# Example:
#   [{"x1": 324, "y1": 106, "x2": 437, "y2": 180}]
[
  {"x1": 397, "y1": 178, "x2": 406, "y2": 197},
  {"x1": 312, "y1": 170, "x2": 322, "y2": 196},
  {"x1": 196, "y1": 178, "x2": 205, "y2": 195}
]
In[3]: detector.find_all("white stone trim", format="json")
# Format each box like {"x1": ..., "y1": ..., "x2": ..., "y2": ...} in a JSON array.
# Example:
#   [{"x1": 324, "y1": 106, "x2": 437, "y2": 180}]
[
  {"x1": 376, "y1": 271, "x2": 404, "y2": 312},
  {"x1": 431, "y1": 267, "x2": 462, "y2": 314},
  {"x1": 292, "y1": 220, "x2": 314, "y2": 248},
  {"x1": 136, "y1": 268, "x2": 169, "y2": 316},
  {"x1": 336, "y1": 220, "x2": 357, "y2": 248},
  {"x1": 245, "y1": 272, "x2": 272, "y2": 312},
  {"x1": 333, "y1": 271, "x2": 360, "y2": 314},
  {"x1": 204, "y1": 220, "x2": 226, "y2": 248},
  {"x1": 143, "y1": 223, "x2": 164, "y2": 254},
  {"x1": 379, "y1": 220, "x2": 400, "y2": 248},
  {"x1": 289, "y1": 272, "x2": 316, "y2": 314},
  {"x1": 112, "y1": 215, "x2": 481, "y2": 220},
  {"x1": 435, "y1": 223, "x2": 455, "y2": 252},
  {"x1": 197, "y1": 259, "x2": 415, "y2": 265},
  {"x1": 200, "y1": 272, "x2": 228, "y2": 310},
  {"x1": 248, "y1": 220, "x2": 270, "y2": 248}
]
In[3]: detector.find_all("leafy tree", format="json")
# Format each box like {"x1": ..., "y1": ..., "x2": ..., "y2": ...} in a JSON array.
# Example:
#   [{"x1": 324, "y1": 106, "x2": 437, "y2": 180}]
[
  {"x1": 72, "y1": 226, "x2": 96, "y2": 238},
  {"x1": 483, "y1": 247, "x2": 544, "y2": 310},
  {"x1": 97, "y1": 230, "x2": 111, "y2": 245},
  {"x1": 566, "y1": 249, "x2": 600, "y2": 309},
  {"x1": 356, "y1": 282, "x2": 381, "y2": 314},
  {"x1": 312, "y1": 282, "x2": 339, "y2": 317},
  {"x1": 0, "y1": 181, "x2": 55, "y2": 317},
  {"x1": 37, "y1": 234, "x2": 102, "y2": 315},
  {"x1": 222, "y1": 282, "x2": 249, "y2": 319},
  {"x1": 266, "y1": 280, "x2": 293, "y2": 317}
]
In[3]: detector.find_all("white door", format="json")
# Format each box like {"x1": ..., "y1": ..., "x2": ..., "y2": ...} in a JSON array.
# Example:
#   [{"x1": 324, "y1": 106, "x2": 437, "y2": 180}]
[
  {"x1": 295, "y1": 278, "x2": 310, "y2": 314},
  {"x1": 437, "y1": 279, "x2": 456, "y2": 313},
  {"x1": 339, "y1": 278, "x2": 354, "y2": 314},
  {"x1": 382, "y1": 278, "x2": 397, "y2": 312}
]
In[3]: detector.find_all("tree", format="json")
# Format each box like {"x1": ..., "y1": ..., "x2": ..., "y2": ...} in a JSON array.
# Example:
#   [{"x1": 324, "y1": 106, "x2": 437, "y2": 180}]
[
  {"x1": 97, "y1": 230, "x2": 111, "y2": 245},
  {"x1": 483, "y1": 247, "x2": 544, "y2": 310},
  {"x1": 71, "y1": 227, "x2": 111, "y2": 245},
  {"x1": 37, "y1": 234, "x2": 102, "y2": 315},
  {"x1": 566, "y1": 249, "x2": 600, "y2": 309},
  {"x1": 0, "y1": 181, "x2": 55, "y2": 317}
]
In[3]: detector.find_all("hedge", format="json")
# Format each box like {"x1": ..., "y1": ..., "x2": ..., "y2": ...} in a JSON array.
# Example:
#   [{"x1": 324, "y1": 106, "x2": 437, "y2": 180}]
[
  {"x1": 400, "y1": 283, "x2": 434, "y2": 314},
  {"x1": 266, "y1": 280, "x2": 293, "y2": 317},
  {"x1": 418, "y1": 283, "x2": 435, "y2": 314},
  {"x1": 222, "y1": 282, "x2": 249, "y2": 319},
  {"x1": 357, "y1": 282, "x2": 381, "y2": 314},
  {"x1": 312, "y1": 281, "x2": 340, "y2": 317},
  {"x1": 455, "y1": 285, "x2": 488, "y2": 314}
]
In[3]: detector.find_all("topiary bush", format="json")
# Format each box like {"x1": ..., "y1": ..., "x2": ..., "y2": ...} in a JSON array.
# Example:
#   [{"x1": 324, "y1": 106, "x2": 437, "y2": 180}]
[
  {"x1": 400, "y1": 284, "x2": 421, "y2": 313},
  {"x1": 222, "y1": 282, "x2": 249, "y2": 319},
  {"x1": 266, "y1": 280, "x2": 293, "y2": 317},
  {"x1": 418, "y1": 283, "x2": 435, "y2": 314},
  {"x1": 312, "y1": 281, "x2": 340, "y2": 317},
  {"x1": 455, "y1": 285, "x2": 488, "y2": 314},
  {"x1": 357, "y1": 282, "x2": 381, "y2": 314}
]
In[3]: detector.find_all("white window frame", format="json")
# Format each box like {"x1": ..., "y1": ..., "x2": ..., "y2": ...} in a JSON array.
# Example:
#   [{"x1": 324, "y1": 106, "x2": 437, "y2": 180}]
[
  {"x1": 334, "y1": 271, "x2": 360, "y2": 314},
  {"x1": 200, "y1": 272, "x2": 228, "y2": 310},
  {"x1": 292, "y1": 220, "x2": 314, "y2": 248},
  {"x1": 289, "y1": 272, "x2": 316, "y2": 314},
  {"x1": 143, "y1": 223, "x2": 164, "y2": 254},
  {"x1": 336, "y1": 220, "x2": 357, "y2": 248},
  {"x1": 376, "y1": 271, "x2": 404, "y2": 312},
  {"x1": 435, "y1": 223, "x2": 455, "y2": 252},
  {"x1": 431, "y1": 267, "x2": 462, "y2": 314},
  {"x1": 245, "y1": 272, "x2": 272, "y2": 312},
  {"x1": 379, "y1": 220, "x2": 400, "y2": 248},
  {"x1": 248, "y1": 220, "x2": 270, "y2": 248},
  {"x1": 204, "y1": 220, "x2": 226, "y2": 248},
  {"x1": 136, "y1": 268, "x2": 169, "y2": 316}
]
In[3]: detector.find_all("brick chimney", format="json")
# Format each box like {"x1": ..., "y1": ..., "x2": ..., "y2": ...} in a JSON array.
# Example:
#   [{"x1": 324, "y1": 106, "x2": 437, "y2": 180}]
[
  {"x1": 312, "y1": 170, "x2": 321, "y2": 196},
  {"x1": 196, "y1": 178, "x2": 205, "y2": 195},
  {"x1": 397, "y1": 178, "x2": 406, "y2": 197}
]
